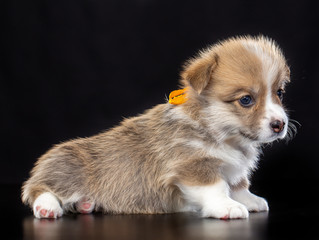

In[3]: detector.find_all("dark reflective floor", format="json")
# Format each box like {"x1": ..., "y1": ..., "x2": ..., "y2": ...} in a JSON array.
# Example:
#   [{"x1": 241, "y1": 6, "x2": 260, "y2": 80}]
[
  {"x1": 22, "y1": 212, "x2": 270, "y2": 240},
  {"x1": 3, "y1": 184, "x2": 319, "y2": 240}
]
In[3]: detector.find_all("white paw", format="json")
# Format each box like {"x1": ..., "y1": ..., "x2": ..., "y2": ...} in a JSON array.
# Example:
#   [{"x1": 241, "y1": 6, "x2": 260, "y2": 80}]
[
  {"x1": 231, "y1": 189, "x2": 269, "y2": 212},
  {"x1": 76, "y1": 197, "x2": 95, "y2": 214},
  {"x1": 33, "y1": 192, "x2": 63, "y2": 219},
  {"x1": 202, "y1": 199, "x2": 249, "y2": 219},
  {"x1": 246, "y1": 196, "x2": 268, "y2": 212}
]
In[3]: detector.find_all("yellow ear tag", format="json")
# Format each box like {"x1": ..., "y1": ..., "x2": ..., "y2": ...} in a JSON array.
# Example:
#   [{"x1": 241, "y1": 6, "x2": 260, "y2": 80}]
[{"x1": 169, "y1": 88, "x2": 188, "y2": 105}]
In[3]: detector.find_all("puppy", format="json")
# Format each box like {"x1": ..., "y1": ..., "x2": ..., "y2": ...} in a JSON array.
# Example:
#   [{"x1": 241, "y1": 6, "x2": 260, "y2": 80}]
[{"x1": 22, "y1": 35, "x2": 293, "y2": 219}]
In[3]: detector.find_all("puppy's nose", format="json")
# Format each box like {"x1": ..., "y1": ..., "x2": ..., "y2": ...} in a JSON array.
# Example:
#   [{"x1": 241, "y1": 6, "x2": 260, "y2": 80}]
[{"x1": 270, "y1": 120, "x2": 285, "y2": 133}]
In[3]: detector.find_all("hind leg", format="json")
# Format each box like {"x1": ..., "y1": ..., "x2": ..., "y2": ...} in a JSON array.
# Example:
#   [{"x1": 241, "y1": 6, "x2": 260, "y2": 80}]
[
  {"x1": 33, "y1": 192, "x2": 63, "y2": 218},
  {"x1": 76, "y1": 197, "x2": 95, "y2": 214}
]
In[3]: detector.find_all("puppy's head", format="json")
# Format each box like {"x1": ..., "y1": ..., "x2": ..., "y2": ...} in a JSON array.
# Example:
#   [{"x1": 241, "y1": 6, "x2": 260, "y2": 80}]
[{"x1": 181, "y1": 36, "x2": 290, "y2": 143}]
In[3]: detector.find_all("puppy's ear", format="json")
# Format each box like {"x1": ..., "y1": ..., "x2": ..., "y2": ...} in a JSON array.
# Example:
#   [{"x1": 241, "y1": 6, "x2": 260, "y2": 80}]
[{"x1": 181, "y1": 53, "x2": 218, "y2": 94}]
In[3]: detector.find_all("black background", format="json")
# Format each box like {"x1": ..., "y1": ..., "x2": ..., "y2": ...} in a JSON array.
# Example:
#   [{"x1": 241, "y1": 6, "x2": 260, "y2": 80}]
[{"x1": 1, "y1": 0, "x2": 319, "y2": 210}]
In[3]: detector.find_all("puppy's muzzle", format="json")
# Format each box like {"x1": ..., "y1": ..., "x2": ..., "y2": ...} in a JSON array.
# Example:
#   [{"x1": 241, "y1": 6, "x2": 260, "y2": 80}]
[{"x1": 270, "y1": 120, "x2": 285, "y2": 133}]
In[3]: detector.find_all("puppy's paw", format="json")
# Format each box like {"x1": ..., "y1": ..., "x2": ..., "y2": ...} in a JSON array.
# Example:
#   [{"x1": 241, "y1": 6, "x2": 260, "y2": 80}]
[
  {"x1": 202, "y1": 199, "x2": 249, "y2": 219},
  {"x1": 231, "y1": 189, "x2": 269, "y2": 212},
  {"x1": 246, "y1": 196, "x2": 268, "y2": 212},
  {"x1": 76, "y1": 197, "x2": 95, "y2": 214},
  {"x1": 33, "y1": 192, "x2": 63, "y2": 219}
]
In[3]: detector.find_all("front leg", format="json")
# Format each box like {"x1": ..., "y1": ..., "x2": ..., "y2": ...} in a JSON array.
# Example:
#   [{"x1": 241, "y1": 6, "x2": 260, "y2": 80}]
[
  {"x1": 230, "y1": 179, "x2": 269, "y2": 212},
  {"x1": 175, "y1": 157, "x2": 249, "y2": 219},
  {"x1": 179, "y1": 179, "x2": 249, "y2": 219}
]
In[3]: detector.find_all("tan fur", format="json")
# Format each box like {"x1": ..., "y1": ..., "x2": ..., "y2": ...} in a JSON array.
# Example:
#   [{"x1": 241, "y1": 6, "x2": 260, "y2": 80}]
[
  {"x1": 22, "y1": 35, "x2": 291, "y2": 216},
  {"x1": 230, "y1": 178, "x2": 250, "y2": 191}
]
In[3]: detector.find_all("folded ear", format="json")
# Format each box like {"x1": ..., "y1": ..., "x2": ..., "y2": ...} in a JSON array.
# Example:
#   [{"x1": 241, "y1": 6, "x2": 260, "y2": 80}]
[{"x1": 181, "y1": 52, "x2": 218, "y2": 94}]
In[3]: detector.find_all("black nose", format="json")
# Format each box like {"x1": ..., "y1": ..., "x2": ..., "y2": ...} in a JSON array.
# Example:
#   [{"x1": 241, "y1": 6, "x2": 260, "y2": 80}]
[{"x1": 270, "y1": 120, "x2": 285, "y2": 133}]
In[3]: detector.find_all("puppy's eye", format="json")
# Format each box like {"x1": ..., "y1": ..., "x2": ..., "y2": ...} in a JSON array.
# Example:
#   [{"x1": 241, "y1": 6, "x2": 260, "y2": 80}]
[
  {"x1": 277, "y1": 89, "x2": 284, "y2": 101},
  {"x1": 239, "y1": 95, "x2": 254, "y2": 107}
]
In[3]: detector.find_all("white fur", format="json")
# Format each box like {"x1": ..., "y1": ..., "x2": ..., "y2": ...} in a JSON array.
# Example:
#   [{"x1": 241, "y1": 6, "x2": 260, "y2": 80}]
[
  {"x1": 185, "y1": 138, "x2": 258, "y2": 186},
  {"x1": 61, "y1": 192, "x2": 83, "y2": 205},
  {"x1": 168, "y1": 38, "x2": 287, "y2": 219},
  {"x1": 59, "y1": 192, "x2": 85, "y2": 213},
  {"x1": 258, "y1": 82, "x2": 288, "y2": 143},
  {"x1": 203, "y1": 102, "x2": 241, "y2": 143},
  {"x1": 231, "y1": 189, "x2": 269, "y2": 212},
  {"x1": 243, "y1": 38, "x2": 288, "y2": 143},
  {"x1": 179, "y1": 180, "x2": 249, "y2": 219},
  {"x1": 33, "y1": 192, "x2": 63, "y2": 218},
  {"x1": 243, "y1": 38, "x2": 280, "y2": 84},
  {"x1": 200, "y1": 103, "x2": 260, "y2": 185},
  {"x1": 172, "y1": 104, "x2": 259, "y2": 186}
]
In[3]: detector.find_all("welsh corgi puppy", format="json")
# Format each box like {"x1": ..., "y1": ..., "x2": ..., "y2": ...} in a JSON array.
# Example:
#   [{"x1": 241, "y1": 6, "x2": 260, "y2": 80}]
[{"x1": 22, "y1": 36, "x2": 294, "y2": 219}]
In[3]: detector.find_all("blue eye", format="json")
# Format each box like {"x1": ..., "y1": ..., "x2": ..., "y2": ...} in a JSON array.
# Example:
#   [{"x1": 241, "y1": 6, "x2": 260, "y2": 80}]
[
  {"x1": 277, "y1": 89, "x2": 284, "y2": 101},
  {"x1": 239, "y1": 95, "x2": 254, "y2": 107}
]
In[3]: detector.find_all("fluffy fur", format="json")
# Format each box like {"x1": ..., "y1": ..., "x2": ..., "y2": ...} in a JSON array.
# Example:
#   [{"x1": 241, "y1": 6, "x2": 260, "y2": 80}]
[{"x1": 22, "y1": 35, "x2": 294, "y2": 219}]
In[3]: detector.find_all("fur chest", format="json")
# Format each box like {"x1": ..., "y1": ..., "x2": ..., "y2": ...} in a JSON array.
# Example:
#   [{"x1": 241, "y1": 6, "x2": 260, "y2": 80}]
[{"x1": 185, "y1": 138, "x2": 260, "y2": 186}]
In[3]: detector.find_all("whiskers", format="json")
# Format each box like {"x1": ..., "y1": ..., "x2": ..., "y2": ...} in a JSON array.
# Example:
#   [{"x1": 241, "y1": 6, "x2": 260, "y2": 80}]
[{"x1": 285, "y1": 119, "x2": 301, "y2": 142}]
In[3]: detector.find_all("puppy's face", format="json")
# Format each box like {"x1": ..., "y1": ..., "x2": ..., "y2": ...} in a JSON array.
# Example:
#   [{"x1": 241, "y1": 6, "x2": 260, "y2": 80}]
[{"x1": 182, "y1": 36, "x2": 290, "y2": 143}]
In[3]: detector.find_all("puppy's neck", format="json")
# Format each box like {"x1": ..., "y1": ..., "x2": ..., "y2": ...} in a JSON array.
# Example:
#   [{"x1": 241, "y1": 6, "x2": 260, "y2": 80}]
[{"x1": 224, "y1": 135, "x2": 260, "y2": 157}]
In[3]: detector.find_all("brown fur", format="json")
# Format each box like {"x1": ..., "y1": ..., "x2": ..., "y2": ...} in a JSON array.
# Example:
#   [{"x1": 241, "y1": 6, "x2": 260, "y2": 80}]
[
  {"x1": 179, "y1": 36, "x2": 289, "y2": 141},
  {"x1": 22, "y1": 104, "x2": 224, "y2": 214},
  {"x1": 230, "y1": 178, "x2": 250, "y2": 191},
  {"x1": 22, "y1": 35, "x2": 290, "y2": 216}
]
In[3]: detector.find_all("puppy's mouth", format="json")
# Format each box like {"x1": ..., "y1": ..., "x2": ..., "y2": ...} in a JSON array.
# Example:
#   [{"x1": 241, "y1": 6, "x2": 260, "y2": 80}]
[
  {"x1": 252, "y1": 130, "x2": 288, "y2": 143},
  {"x1": 265, "y1": 131, "x2": 287, "y2": 142}
]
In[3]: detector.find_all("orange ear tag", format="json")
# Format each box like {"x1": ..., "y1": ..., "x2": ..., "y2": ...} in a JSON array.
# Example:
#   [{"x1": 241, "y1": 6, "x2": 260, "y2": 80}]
[{"x1": 169, "y1": 88, "x2": 188, "y2": 105}]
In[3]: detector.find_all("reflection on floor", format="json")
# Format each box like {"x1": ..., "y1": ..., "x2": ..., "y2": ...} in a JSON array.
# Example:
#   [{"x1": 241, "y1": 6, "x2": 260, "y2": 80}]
[
  {"x1": 23, "y1": 212, "x2": 269, "y2": 240},
  {"x1": 3, "y1": 184, "x2": 319, "y2": 240}
]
